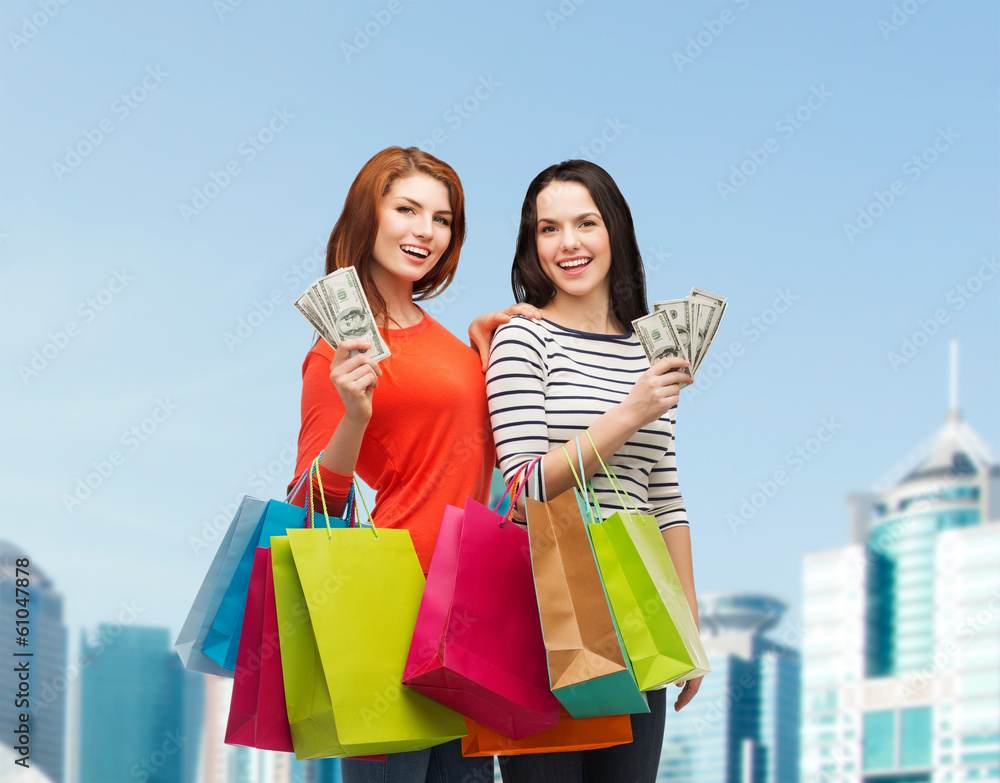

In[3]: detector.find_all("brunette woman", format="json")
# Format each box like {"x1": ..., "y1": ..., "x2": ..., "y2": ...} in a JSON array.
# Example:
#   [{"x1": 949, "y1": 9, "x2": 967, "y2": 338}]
[{"x1": 486, "y1": 160, "x2": 703, "y2": 783}]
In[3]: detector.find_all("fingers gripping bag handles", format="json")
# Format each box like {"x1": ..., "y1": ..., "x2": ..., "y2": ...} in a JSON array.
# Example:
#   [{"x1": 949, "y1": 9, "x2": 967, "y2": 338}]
[
  {"x1": 583, "y1": 433, "x2": 711, "y2": 690},
  {"x1": 226, "y1": 458, "x2": 355, "y2": 752},
  {"x1": 277, "y1": 466, "x2": 466, "y2": 759},
  {"x1": 523, "y1": 439, "x2": 649, "y2": 719},
  {"x1": 403, "y1": 457, "x2": 562, "y2": 740}
]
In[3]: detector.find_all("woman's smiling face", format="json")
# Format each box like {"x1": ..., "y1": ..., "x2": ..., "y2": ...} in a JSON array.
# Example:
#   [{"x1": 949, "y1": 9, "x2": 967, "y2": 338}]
[
  {"x1": 534, "y1": 180, "x2": 612, "y2": 303},
  {"x1": 372, "y1": 174, "x2": 453, "y2": 284}
]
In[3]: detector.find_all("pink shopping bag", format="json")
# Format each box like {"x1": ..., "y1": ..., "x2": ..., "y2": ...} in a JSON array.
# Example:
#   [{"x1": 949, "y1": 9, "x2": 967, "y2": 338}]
[
  {"x1": 403, "y1": 466, "x2": 561, "y2": 740},
  {"x1": 226, "y1": 548, "x2": 293, "y2": 751}
]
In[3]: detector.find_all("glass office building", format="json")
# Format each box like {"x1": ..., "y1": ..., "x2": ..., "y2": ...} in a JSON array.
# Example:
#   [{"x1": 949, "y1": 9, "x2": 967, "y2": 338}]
[
  {"x1": 78, "y1": 625, "x2": 203, "y2": 783},
  {"x1": 0, "y1": 542, "x2": 68, "y2": 783},
  {"x1": 801, "y1": 402, "x2": 1000, "y2": 783},
  {"x1": 659, "y1": 593, "x2": 801, "y2": 783}
]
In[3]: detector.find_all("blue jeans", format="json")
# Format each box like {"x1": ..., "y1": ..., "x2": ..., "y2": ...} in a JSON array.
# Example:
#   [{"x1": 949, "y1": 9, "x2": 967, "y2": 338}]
[
  {"x1": 497, "y1": 688, "x2": 667, "y2": 783},
  {"x1": 340, "y1": 739, "x2": 495, "y2": 783}
]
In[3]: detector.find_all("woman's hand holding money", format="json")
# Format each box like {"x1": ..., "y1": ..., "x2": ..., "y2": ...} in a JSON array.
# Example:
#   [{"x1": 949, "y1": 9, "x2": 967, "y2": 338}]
[
  {"x1": 619, "y1": 355, "x2": 690, "y2": 429},
  {"x1": 329, "y1": 339, "x2": 383, "y2": 423}
]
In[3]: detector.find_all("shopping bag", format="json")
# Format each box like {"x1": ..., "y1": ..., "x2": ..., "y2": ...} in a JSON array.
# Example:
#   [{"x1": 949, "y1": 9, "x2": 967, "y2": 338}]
[
  {"x1": 403, "y1": 459, "x2": 561, "y2": 740},
  {"x1": 461, "y1": 707, "x2": 632, "y2": 756},
  {"x1": 225, "y1": 547, "x2": 293, "y2": 751},
  {"x1": 583, "y1": 443, "x2": 710, "y2": 690},
  {"x1": 201, "y1": 473, "x2": 355, "y2": 672},
  {"x1": 175, "y1": 495, "x2": 268, "y2": 677},
  {"x1": 275, "y1": 478, "x2": 466, "y2": 759},
  {"x1": 524, "y1": 469, "x2": 648, "y2": 719}
]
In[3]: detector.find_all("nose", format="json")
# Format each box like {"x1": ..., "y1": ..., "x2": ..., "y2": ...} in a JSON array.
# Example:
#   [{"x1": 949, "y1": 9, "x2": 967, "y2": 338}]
[
  {"x1": 412, "y1": 215, "x2": 434, "y2": 239},
  {"x1": 560, "y1": 227, "x2": 580, "y2": 251}
]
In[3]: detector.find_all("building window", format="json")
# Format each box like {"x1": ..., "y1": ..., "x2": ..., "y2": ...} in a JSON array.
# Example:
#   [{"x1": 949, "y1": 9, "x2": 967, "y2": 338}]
[
  {"x1": 900, "y1": 707, "x2": 932, "y2": 768},
  {"x1": 864, "y1": 711, "x2": 896, "y2": 772}
]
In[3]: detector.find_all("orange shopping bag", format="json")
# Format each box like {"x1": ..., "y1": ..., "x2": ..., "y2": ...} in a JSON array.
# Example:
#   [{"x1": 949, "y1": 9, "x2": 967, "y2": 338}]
[{"x1": 461, "y1": 707, "x2": 632, "y2": 757}]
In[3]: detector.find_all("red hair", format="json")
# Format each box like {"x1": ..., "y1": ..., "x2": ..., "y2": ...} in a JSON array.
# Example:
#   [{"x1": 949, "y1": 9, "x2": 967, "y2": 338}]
[{"x1": 325, "y1": 147, "x2": 467, "y2": 327}]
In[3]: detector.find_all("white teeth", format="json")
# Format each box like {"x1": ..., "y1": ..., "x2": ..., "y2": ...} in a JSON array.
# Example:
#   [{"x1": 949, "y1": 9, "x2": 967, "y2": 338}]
[
  {"x1": 401, "y1": 245, "x2": 429, "y2": 258},
  {"x1": 558, "y1": 258, "x2": 591, "y2": 269}
]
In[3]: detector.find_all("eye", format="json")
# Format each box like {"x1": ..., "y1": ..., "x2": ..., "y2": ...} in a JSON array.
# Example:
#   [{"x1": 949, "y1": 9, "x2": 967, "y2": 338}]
[
  {"x1": 397, "y1": 206, "x2": 414, "y2": 214},
  {"x1": 581, "y1": 220, "x2": 596, "y2": 228},
  {"x1": 539, "y1": 225, "x2": 556, "y2": 233},
  {"x1": 434, "y1": 216, "x2": 450, "y2": 226}
]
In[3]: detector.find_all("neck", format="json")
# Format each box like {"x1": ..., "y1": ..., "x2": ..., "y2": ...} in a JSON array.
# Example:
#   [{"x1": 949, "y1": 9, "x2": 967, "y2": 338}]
[
  {"x1": 368, "y1": 264, "x2": 422, "y2": 328},
  {"x1": 541, "y1": 286, "x2": 624, "y2": 335}
]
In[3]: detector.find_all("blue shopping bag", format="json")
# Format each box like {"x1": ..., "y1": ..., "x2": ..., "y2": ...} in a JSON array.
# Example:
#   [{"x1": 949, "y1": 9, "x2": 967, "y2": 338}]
[{"x1": 177, "y1": 457, "x2": 354, "y2": 674}]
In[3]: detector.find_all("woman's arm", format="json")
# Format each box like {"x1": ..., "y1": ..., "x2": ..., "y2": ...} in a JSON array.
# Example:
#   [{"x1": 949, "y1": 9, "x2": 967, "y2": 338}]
[
  {"x1": 662, "y1": 525, "x2": 703, "y2": 711},
  {"x1": 468, "y1": 303, "x2": 543, "y2": 372},
  {"x1": 288, "y1": 338, "x2": 381, "y2": 514}
]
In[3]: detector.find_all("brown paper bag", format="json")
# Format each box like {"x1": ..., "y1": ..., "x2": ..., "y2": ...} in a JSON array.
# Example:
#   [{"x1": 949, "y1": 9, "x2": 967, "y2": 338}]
[{"x1": 525, "y1": 490, "x2": 649, "y2": 718}]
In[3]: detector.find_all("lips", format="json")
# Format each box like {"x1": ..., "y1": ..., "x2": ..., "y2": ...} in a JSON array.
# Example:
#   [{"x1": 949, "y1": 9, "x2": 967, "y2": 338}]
[
  {"x1": 400, "y1": 244, "x2": 430, "y2": 260},
  {"x1": 557, "y1": 256, "x2": 592, "y2": 274}
]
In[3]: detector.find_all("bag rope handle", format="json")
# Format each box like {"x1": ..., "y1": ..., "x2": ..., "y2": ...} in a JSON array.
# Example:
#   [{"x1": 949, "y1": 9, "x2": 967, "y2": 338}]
[{"x1": 583, "y1": 430, "x2": 645, "y2": 518}]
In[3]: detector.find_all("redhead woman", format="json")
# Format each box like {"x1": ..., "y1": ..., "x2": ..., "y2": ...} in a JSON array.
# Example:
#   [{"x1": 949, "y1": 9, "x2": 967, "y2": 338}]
[
  {"x1": 287, "y1": 146, "x2": 536, "y2": 783},
  {"x1": 486, "y1": 160, "x2": 703, "y2": 783}
]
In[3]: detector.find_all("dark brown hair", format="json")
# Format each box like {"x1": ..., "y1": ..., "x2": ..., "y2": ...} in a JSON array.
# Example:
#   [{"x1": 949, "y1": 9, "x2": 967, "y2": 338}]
[
  {"x1": 511, "y1": 160, "x2": 649, "y2": 329},
  {"x1": 326, "y1": 146, "x2": 466, "y2": 327}
]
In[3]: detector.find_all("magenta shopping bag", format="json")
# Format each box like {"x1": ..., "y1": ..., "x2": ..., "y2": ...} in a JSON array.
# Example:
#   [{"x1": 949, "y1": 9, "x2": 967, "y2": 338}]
[
  {"x1": 225, "y1": 548, "x2": 293, "y2": 751},
  {"x1": 403, "y1": 470, "x2": 560, "y2": 740}
]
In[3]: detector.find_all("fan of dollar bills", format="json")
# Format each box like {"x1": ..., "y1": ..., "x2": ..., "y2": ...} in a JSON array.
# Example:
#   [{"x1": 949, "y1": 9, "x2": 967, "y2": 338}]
[
  {"x1": 632, "y1": 288, "x2": 727, "y2": 376},
  {"x1": 294, "y1": 267, "x2": 391, "y2": 361}
]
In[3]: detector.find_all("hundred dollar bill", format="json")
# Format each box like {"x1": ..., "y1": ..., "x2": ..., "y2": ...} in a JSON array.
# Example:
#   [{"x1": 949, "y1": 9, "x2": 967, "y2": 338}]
[
  {"x1": 651, "y1": 298, "x2": 693, "y2": 365},
  {"x1": 632, "y1": 311, "x2": 691, "y2": 379},
  {"x1": 294, "y1": 267, "x2": 390, "y2": 362},
  {"x1": 687, "y1": 287, "x2": 726, "y2": 373}
]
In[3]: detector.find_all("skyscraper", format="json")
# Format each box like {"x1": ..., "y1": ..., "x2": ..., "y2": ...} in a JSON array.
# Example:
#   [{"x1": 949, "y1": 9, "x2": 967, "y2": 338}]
[
  {"x1": 0, "y1": 542, "x2": 68, "y2": 783},
  {"x1": 77, "y1": 625, "x2": 203, "y2": 783},
  {"x1": 801, "y1": 354, "x2": 1000, "y2": 783},
  {"x1": 659, "y1": 593, "x2": 802, "y2": 783}
]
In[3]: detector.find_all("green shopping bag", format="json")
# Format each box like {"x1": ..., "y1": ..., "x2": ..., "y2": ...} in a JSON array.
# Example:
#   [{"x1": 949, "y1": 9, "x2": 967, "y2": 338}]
[
  {"x1": 273, "y1": 475, "x2": 466, "y2": 759},
  {"x1": 582, "y1": 436, "x2": 711, "y2": 691}
]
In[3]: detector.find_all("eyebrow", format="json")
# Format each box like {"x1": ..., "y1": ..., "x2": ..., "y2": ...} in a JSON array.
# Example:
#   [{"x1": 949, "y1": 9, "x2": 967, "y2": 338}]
[
  {"x1": 537, "y1": 211, "x2": 601, "y2": 224},
  {"x1": 397, "y1": 196, "x2": 453, "y2": 216}
]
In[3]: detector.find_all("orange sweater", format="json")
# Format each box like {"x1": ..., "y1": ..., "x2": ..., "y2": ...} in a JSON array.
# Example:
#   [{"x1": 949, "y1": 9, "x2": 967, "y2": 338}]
[{"x1": 287, "y1": 311, "x2": 495, "y2": 573}]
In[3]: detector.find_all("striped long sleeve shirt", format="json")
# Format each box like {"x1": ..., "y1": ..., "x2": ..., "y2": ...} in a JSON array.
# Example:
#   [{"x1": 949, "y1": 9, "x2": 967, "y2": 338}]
[{"x1": 486, "y1": 316, "x2": 688, "y2": 530}]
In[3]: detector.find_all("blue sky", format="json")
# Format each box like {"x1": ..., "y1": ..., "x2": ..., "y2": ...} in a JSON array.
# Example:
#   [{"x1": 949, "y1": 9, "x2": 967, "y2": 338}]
[{"x1": 1, "y1": 0, "x2": 997, "y2": 648}]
